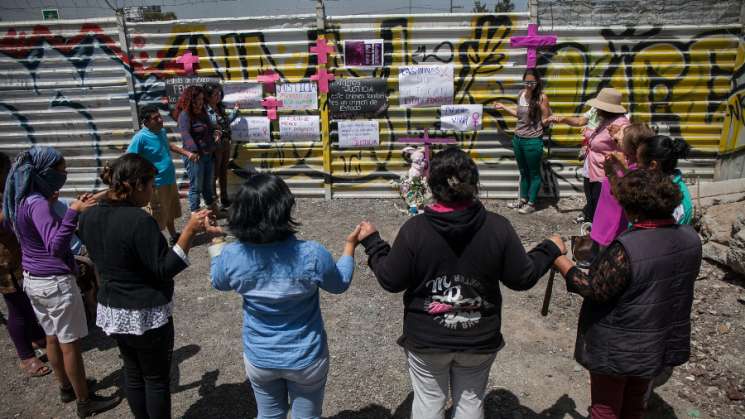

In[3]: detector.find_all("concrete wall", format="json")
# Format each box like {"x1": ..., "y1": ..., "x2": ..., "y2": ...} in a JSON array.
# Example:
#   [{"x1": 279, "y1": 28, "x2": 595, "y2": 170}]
[{"x1": 538, "y1": 0, "x2": 743, "y2": 27}]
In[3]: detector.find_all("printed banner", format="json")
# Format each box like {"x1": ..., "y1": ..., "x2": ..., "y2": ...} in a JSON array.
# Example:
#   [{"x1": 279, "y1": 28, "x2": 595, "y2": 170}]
[
  {"x1": 230, "y1": 117, "x2": 271, "y2": 142},
  {"x1": 276, "y1": 82, "x2": 318, "y2": 110},
  {"x1": 440, "y1": 104, "x2": 483, "y2": 131},
  {"x1": 329, "y1": 78, "x2": 388, "y2": 119},
  {"x1": 279, "y1": 115, "x2": 320, "y2": 141},
  {"x1": 343, "y1": 39, "x2": 384, "y2": 67},
  {"x1": 164, "y1": 76, "x2": 219, "y2": 106},
  {"x1": 337, "y1": 120, "x2": 379, "y2": 148},
  {"x1": 398, "y1": 65, "x2": 453, "y2": 108},
  {"x1": 222, "y1": 82, "x2": 263, "y2": 109}
]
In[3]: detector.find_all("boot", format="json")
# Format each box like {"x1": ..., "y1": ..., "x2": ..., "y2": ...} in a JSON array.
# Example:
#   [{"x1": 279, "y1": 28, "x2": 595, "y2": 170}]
[{"x1": 76, "y1": 393, "x2": 121, "y2": 418}]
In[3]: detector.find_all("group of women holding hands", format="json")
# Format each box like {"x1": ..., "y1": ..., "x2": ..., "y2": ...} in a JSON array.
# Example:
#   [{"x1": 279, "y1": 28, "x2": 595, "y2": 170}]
[{"x1": 1, "y1": 71, "x2": 701, "y2": 419}]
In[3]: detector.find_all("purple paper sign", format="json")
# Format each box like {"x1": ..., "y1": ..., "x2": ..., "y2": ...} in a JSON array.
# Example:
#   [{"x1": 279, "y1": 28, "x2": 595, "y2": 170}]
[{"x1": 344, "y1": 40, "x2": 383, "y2": 67}]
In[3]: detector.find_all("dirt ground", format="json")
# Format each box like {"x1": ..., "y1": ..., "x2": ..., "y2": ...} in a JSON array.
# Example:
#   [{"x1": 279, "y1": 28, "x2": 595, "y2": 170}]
[{"x1": 1, "y1": 198, "x2": 743, "y2": 419}]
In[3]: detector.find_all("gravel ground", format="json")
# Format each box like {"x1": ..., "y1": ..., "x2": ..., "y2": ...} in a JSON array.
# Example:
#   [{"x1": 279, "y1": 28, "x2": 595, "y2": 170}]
[{"x1": 1, "y1": 198, "x2": 743, "y2": 418}]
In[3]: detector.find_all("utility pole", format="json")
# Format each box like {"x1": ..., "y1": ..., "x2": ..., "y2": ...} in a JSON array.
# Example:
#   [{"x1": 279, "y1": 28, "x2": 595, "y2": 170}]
[{"x1": 449, "y1": 0, "x2": 463, "y2": 13}]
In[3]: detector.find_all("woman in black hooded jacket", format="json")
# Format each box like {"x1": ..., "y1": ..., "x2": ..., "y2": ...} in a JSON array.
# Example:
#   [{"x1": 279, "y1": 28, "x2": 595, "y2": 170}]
[{"x1": 356, "y1": 147, "x2": 565, "y2": 419}]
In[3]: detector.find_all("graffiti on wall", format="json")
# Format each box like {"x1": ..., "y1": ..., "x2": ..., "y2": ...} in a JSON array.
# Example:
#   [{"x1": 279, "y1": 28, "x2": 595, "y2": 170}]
[{"x1": 0, "y1": 15, "x2": 741, "y2": 196}]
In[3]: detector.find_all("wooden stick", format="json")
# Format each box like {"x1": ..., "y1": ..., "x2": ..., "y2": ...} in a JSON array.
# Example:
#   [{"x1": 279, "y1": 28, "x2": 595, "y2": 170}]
[{"x1": 541, "y1": 268, "x2": 556, "y2": 316}]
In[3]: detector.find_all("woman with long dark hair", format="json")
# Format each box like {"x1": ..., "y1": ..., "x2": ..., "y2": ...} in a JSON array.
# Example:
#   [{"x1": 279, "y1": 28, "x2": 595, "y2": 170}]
[
  {"x1": 494, "y1": 68, "x2": 552, "y2": 214},
  {"x1": 79, "y1": 153, "x2": 218, "y2": 419},
  {"x1": 203, "y1": 82, "x2": 239, "y2": 210},
  {"x1": 176, "y1": 85, "x2": 218, "y2": 213}
]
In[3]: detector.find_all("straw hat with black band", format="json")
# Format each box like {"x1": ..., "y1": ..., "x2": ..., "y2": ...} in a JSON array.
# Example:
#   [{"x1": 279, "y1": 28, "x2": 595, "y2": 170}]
[{"x1": 587, "y1": 88, "x2": 627, "y2": 114}]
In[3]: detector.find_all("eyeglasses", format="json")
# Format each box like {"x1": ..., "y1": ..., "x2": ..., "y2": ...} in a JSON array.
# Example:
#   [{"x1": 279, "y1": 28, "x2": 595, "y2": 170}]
[{"x1": 523, "y1": 81, "x2": 538, "y2": 86}]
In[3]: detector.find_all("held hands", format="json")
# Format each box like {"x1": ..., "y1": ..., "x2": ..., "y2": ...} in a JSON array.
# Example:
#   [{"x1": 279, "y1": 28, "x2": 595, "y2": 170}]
[
  {"x1": 545, "y1": 115, "x2": 563, "y2": 124},
  {"x1": 548, "y1": 235, "x2": 567, "y2": 255},
  {"x1": 358, "y1": 221, "x2": 378, "y2": 242},
  {"x1": 187, "y1": 151, "x2": 200, "y2": 162},
  {"x1": 185, "y1": 210, "x2": 223, "y2": 236},
  {"x1": 69, "y1": 193, "x2": 97, "y2": 212},
  {"x1": 493, "y1": 103, "x2": 506, "y2": 111}
]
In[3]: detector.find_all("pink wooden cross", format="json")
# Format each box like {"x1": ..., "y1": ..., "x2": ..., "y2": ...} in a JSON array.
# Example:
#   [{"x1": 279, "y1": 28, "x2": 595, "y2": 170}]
[
  {"x1": 257, "y1": 70, "x2": 280, "y2": 93},
  {"x1": 176, "y1": 51, "x2": 200, "y2": 75},
  {"x1": 310, "y1": 68, "x2": 335, "y2": 93},
  {"x1": 261, "y1": 96, "x2": 283, "y2": 120},
  {"x1": 398, "y1": 128, "x2": 457, "y2": 177},
  {"x1": 309, "y1": 38, "x2": 334, "y2": 65},
  {"x1": 509, "y1": 23, "x2": 557, "y2": 68}
]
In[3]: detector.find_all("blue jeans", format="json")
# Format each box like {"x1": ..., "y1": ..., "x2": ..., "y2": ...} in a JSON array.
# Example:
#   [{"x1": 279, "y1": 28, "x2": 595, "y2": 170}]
[
  {"x1": 183, "y1": 153, "x2": 214, "y2": 211},
  {"x1": 243, "y1": 355, "x2": 328, "y2": 419}
]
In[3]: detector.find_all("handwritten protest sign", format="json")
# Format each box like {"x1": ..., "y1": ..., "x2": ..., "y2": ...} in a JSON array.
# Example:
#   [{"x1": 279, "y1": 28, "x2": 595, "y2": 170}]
[
  {"x1": 440, "y1": 104, "x2": 483, "y2": 131},
  {"x1": 337, "y1": 120, "x2": 379, "y2": 148},
  {"x1": 231, "y1": 117, "x2": 271, "y2": 142},
  {"x1": 279, "y1": 115, "x2": 320, "y2": 141},
  {"x1": 164, "y1": 76, "x2": 219, "y2": 105},
  {"x1": 329, "y1": 78, "x2": 388, "y2": 119},
  {"x1": 223, "y1": 83, "x2": 263, "y2": 109},
  {"x1": 398, "y1": 65, "x2": 453, "y2": 108},
  {"x1": 276, "y1": 82, "x2": 318, "y2": 110},
  {"x1": 343, "y1": 39, "x2": 384, "y2": 67}
]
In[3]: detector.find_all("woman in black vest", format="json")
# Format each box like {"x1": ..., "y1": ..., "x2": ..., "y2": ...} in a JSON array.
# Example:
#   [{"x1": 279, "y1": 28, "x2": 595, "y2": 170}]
[
  {"x1": 552, "y1": 169, "x2": 701, "y2": 419},
  {"x1": 78, "y1": 154, "x2": 219, "y2": 419}
]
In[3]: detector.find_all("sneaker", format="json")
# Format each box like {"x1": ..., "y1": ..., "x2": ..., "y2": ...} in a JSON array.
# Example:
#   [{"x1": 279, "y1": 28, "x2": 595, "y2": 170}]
[
  {"x1": 507, "y1": 199, "x2": 527, "y2": 209},
  {"x1": 76, "y1": 393, "x2": 121, "y2": 418},
  {"x1": 518, "y1": 203, "x2": 536, "y2": 214},
  {"x1": 60, "y1": 379, "x2": 96, "y2": 403}
]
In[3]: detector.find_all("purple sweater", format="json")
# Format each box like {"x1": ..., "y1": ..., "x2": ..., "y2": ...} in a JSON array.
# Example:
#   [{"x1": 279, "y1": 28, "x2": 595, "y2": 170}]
[{"x1": 16, "y1": 193, "x2": 78, "y2": 276}]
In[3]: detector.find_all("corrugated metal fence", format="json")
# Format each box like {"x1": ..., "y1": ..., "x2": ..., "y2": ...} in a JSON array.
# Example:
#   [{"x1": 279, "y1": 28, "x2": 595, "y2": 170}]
[{"x1": 0, "y1": 13, "x2": 741, "y2": 198}]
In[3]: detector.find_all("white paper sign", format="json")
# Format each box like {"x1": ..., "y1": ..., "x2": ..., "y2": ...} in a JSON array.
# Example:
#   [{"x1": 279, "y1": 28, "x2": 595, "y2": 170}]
[
  {"x1": 222, "y1": 83, "x2": 263, "y2": 109},
  {"x1": 440, "y1": 104, "x2": 483, "y2": 131},
  {"x1": 337, "y1": 120, "x2": 379, "y2": 148},
  {"x1": 231, "y1": 117, "x2": 271, "y2": 142},
  {"x1": 276, "y1": 82, "x2": 318, "y2": 110},
  {"x1": 399, "y1": 64, "x2": 453, "y2": 108},
  {"x1": 279, "y1": 115, "x2": 320, "y2": 141}
]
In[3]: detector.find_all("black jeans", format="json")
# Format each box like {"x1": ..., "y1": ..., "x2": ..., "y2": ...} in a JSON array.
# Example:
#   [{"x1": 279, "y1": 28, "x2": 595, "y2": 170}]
[
  {"x1": 583, "y1": 179, "x2": 603, "y2": 222},
  {"x1": 113, "y1": 318, "x2": 174, "y2": 419}
]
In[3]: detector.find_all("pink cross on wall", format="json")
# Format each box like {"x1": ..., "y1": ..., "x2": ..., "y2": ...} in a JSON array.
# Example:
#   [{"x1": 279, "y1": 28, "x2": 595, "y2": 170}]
[
  {"x1": 175, "y1": 51, "x2": 200, "y2": 75},
  {"x1": 509, "y1": 23, "x2": 557, "y2": 68},
  {"x1": 398, "y1": 129, "x2": 457, "y2": 177},
  {"x1": 257, "y1": 70, "x2": 280, "y2": 93},
  {"x1": 309, "y1": 38, "x2": 334, "y2": 65},
  {"x1": 311, "y1": 68, "x2": 335, "y2": 93},
  {"x1": 261, "y1": 96, "x2": 283, "y2": 120}
]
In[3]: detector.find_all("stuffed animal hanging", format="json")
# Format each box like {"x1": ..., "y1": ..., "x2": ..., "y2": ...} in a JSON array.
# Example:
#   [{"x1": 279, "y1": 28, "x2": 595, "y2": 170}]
[{"x1": 397, "y1": 146, "x2": 431, "y2": 215}]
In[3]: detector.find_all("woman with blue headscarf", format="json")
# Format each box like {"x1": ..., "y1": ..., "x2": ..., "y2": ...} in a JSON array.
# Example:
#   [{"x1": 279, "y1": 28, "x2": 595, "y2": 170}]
[{"x1": 3, "y1": 146, "x2": 120, "y2": 417}]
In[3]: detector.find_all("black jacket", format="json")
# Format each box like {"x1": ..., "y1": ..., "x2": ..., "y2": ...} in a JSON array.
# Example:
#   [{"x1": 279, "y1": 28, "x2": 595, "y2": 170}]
[
  {"x1": 361, "y1": 201, "x2": 561, "y2": 353},
  {"x1": 575, "y1": 225, "x2": 701, "y2": 377},
  {"x1": 79, "y1": 201, "x2": 187, "y2": 310}
]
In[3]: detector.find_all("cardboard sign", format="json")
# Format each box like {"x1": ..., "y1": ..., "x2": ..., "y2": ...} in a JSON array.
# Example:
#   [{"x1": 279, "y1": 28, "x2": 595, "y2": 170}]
[
  {"x1": 343, "y1": 39, "x2": 384, "y2": 67},
  {"x1": 329, "y1": 78, "x2": 388, "y2": 119},
  {"x1": 276, "y1": 82, "x2": 318, "y2": 110},
  {"x1": 398, "y1": 65, "x2": 453, "y2": 108},
  {"x1": 279, "y1": 115, "x2": 320, "y2": 141},
  {"x1": 337, "y1": 120, "x2": 379, "y2": 148},
  {"x1": 440, "y1": 104, "x2": 483, "y2": 131},
  {"x1": 164, "y1": 76, "x2": 219, "y2": 106},
  {"x1": 223, "y1": 83, "x2": 263, "y2": 109},
  {"x1": 231, "y1": 117, "x2": 271, "y2": 142}
]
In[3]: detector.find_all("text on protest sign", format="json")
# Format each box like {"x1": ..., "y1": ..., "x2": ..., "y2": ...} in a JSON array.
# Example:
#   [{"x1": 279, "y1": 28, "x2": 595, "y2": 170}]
[
  {"x1": 329, "y1": 78, "x2": 388, "y2": 119},
  {"x1": 222, "y1": 83, "x2": 263, "y2": 109},
  {"x1": 440, "y1": 104, "x2": 483, "y2": 131},
  {"x1": 398, "y1": 65, "x2": 453, "y2": 108},
  {"x1": 231, "y1": 117, "x2": 271, "y2": 142},
  {"x1": 337, "y1": 120, "x2": 380, "y2": 148},
  {"x1": 276, "y1": 82, "x2": 318, "y2": 110},
  {"x1": 279, "y1": 115, "x2": 320, "y2": 141},
  {"x1": 164, "y1": 76, "x2": 220, "y2": 106}
]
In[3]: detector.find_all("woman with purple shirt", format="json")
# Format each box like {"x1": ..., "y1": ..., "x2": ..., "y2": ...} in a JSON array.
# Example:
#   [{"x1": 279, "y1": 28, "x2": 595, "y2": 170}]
[{"x1": 4, "y1": 146, "x2": 119, "y2": 417}]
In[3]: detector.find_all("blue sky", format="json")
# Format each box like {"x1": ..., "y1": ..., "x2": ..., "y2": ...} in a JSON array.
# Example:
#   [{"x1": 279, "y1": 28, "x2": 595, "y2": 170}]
[{"x1": 1, "y1": 0, "x2": 528, "y2": 21}]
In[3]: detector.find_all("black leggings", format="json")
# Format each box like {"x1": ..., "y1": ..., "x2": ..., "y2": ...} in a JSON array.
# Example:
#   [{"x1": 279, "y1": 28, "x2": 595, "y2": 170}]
[
  {"x1": 583, "y1": 179, "x2": 603, "y2": 222},
  {"x1": 113, "y1": 318, "x2": 174, "y2": 419}
]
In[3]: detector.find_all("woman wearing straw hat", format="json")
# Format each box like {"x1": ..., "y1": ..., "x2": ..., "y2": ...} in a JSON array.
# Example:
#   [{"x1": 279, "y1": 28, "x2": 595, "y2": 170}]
[{"x1": 548, "y1": 88, "x2": 630, "y2": 224}]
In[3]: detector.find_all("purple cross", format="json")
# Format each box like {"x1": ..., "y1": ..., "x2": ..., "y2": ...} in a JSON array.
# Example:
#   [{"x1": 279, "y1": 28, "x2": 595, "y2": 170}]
[
  {"x1": 176, "y1": 51, "x2": 200, "y2": 75},
  {"x1": 509, "y1": 23, "x2": 557, "y2": 68},
  {"x1": 261, "y1": 96, "x2": 283, "y2": 120},
  {"x1": 309, "y1": 38, "x2": 334, "y2": 65},
  {"x1": 398, "y1": 129, "x2": 457, "y2": 177},
  {"x1": 257, "y1": 70, "x2": 280, "y2": 93},
  {"x1": 310, "y1": 68, "x2": 335, "y2": 93}
]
